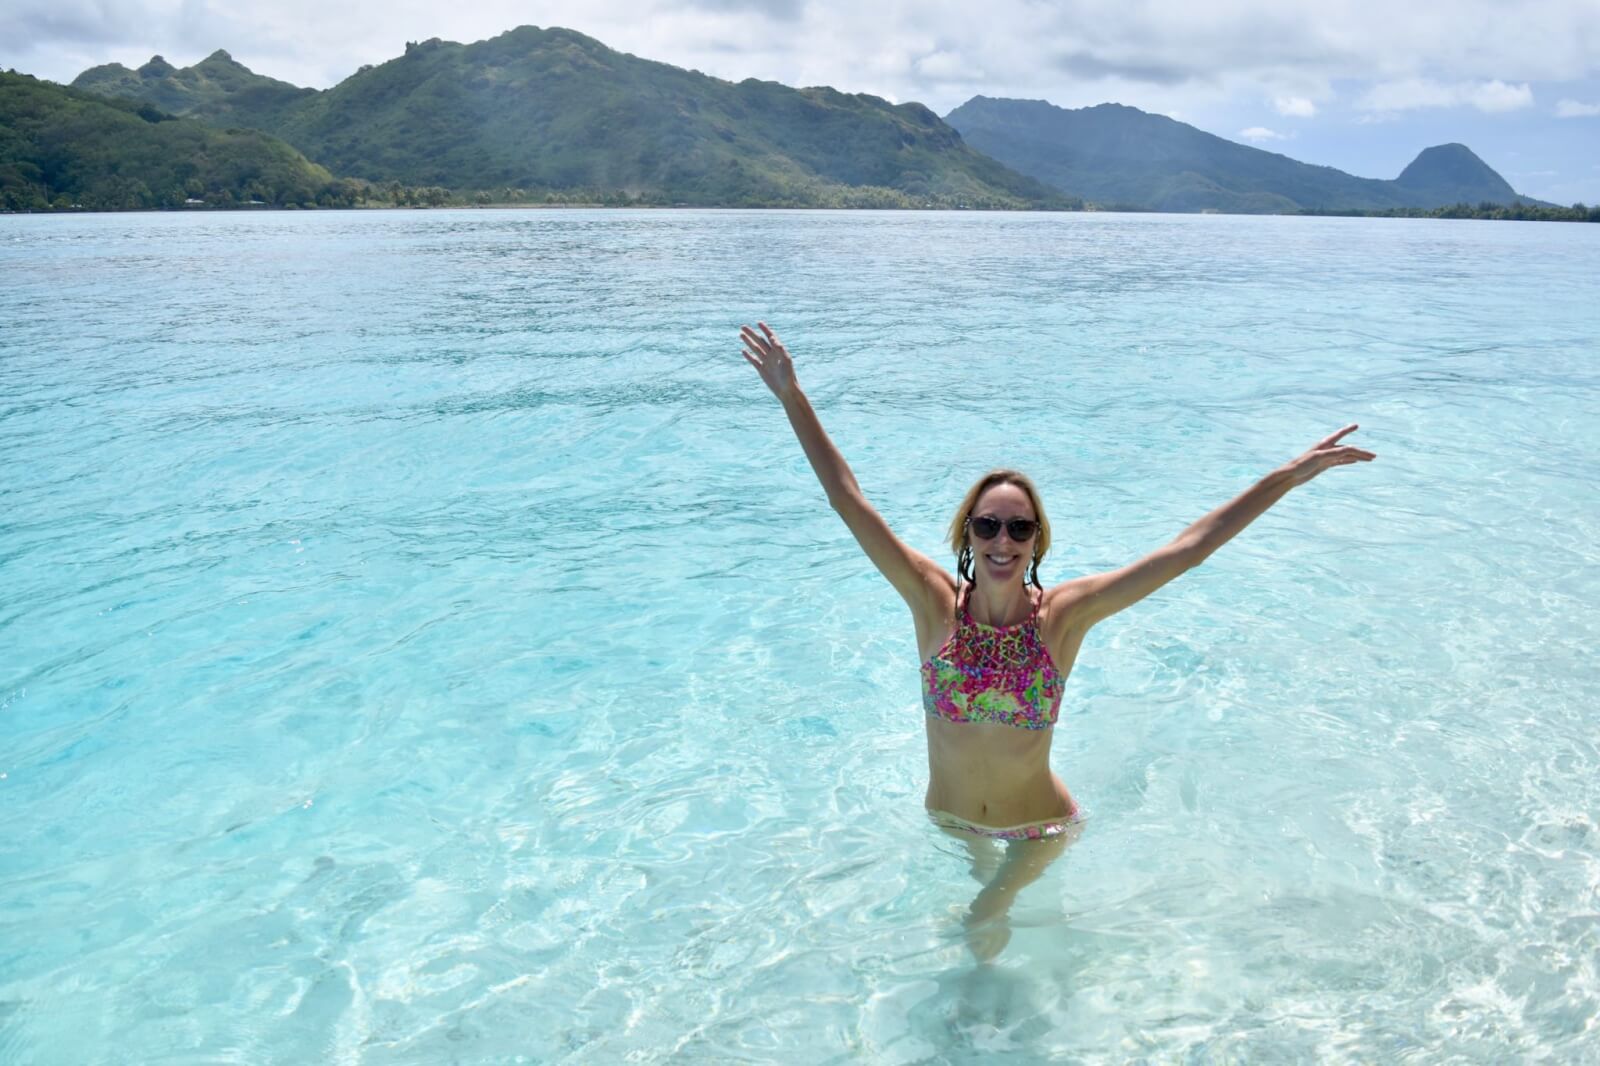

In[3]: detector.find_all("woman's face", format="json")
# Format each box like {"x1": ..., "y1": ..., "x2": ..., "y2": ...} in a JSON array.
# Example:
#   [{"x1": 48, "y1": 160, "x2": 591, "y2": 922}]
[{"x1": 970, "y1": 483, "x2": 1036, "y2": 586}]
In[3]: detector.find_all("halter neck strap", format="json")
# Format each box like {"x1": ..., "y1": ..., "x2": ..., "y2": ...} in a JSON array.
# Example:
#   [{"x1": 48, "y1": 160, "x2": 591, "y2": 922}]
[{"x1": 958, "y1": 582, "x2": 1039, "y2": 628}]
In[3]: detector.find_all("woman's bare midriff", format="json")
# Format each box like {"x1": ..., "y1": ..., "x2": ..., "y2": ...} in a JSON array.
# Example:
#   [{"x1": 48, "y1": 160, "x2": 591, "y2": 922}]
[{"x1": 922, "y1": 715, "x2": 1079, "y2": 826}]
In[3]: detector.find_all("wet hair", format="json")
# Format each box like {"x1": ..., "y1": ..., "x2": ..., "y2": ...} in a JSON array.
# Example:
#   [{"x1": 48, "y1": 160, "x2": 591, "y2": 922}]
[{"x1": 946, "y1": 469, "x2": 1051, "y2": 591}]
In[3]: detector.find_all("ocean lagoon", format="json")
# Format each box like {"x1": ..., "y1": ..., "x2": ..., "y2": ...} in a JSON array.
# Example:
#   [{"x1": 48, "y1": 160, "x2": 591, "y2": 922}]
[{"x1": 2, "y1": 208, "x2": 1597, "y2": 1061}]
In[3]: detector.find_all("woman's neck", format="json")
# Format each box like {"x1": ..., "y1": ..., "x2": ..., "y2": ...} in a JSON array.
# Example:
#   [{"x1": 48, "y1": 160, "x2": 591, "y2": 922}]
[{"x1": 965, "y1": 579, "x2": 1032, "y2": 626}]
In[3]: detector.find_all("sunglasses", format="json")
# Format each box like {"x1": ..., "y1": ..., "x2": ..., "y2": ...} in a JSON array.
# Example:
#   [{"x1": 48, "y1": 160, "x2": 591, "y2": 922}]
[{"x1": 967, "y1": 514, "x2": 1038, "y2": 541}]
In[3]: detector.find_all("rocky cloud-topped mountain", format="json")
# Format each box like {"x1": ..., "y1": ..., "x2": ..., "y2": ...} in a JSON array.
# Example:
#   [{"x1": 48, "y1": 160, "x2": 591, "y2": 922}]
[
  {"x1": 72, "y1": 28, "x2": 1069, "y2": 208},
  {"x1": 73, "y1": 50, "x2": 314, "y2": 130},
  {"x1": 943, "y1": 96, "x2": 1541, "y2": 212}
]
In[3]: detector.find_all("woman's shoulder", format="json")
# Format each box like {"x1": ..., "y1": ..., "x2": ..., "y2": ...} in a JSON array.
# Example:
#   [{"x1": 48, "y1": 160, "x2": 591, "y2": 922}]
[
  {"x1": 920, "y1": 567, "x2": 958, "y2": 617},
  {"x1": 912, "y1": 570, "x2": 961, "y2": 661},
  {"x1": 1038, "y1": 579, "x2": 1095, "y2": 637}
]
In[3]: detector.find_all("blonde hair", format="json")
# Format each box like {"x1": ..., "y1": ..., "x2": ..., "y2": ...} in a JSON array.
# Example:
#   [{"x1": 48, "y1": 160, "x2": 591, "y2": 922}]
[{"x1": 946, "y1": 469, "x2": 1051, "y2": 590}]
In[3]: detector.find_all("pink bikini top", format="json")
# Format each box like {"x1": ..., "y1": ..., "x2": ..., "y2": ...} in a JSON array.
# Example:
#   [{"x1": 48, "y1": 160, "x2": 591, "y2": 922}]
[{"x1": 921, "y1": 584, "x2": 1065, "y2": 730}]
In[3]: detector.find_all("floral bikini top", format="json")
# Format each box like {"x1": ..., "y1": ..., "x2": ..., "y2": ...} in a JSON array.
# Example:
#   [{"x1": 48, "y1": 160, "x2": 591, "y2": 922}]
[{"x1": 921, "y1": 584, "x2": 1065, "y2": 730}]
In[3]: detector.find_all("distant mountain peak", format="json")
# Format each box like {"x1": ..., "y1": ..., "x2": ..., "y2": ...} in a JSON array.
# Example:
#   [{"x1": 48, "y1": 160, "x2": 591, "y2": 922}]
[
  {"x1": 1396, "y1": 143, "x2": 1516, "y2": 199},
  {"x1": 537, "y1": 25, "x2": 607, "y2": 47},
  {"x1": 72, "y1": 49, "x2": 312, "y2": 128},
  {"x1": 1399, "y1": 143, "x2": 1494, "y2": 182},
  {"x1": 77, "y1": 61, "x2": 133, "y2": 78},
  {"x1": 944, "y1": 95, "x2": 1532, "y2": 212}
]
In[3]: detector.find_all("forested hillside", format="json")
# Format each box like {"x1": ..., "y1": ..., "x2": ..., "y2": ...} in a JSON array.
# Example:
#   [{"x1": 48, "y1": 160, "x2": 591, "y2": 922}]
[
  {"x1": 1, "y1": 71, "x2": 357, "y2": 211},
  {"x1": 70, "y1": 27, "x2": 1073, "y2": 209}
]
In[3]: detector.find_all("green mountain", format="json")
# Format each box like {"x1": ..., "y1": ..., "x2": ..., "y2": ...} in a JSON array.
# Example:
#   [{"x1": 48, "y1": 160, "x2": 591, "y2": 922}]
[
  {"x1": 944, "y1": 96, "x2": 1539, "y2": 212},
  {"x1": 71, "y1": 28, "x2": 1071, "y2": 208},
  {"x1": 0, "y1": 70, "x2": 356, "y2": 211},
  {"x1": 1393, "y1": 143, "x2": 1520, "y2": 206},
  {"x1": 72, "y1": 50, "x2": 315, "y2": 130}
]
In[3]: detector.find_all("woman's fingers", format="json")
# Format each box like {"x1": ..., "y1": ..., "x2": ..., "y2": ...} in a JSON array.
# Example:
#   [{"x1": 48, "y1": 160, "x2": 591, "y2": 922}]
[
  {"x1": 745, "y1": 322, "x2": 789, "y2": 356},
  {"x1": 1315, "y1": 423, "x2": 1359, "y2": 450},
  {"x1": 741, "y1": 328, "x2": 778, "y2": 362},
  {"x1": 739, "y1": 323, "x2": 794, "y2": 398},
  {"x1": 1318, "y1": 448, "x2": 1376, "y2": 472},
  {"x1": 742, "y1": 323, "x2": 793, "y2": 371}
]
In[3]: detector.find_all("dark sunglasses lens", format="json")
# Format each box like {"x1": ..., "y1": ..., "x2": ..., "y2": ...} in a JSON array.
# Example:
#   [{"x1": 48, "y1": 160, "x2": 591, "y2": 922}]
[{"x1": 971, "y1": 515, "x2": 1035, "y2": 540}]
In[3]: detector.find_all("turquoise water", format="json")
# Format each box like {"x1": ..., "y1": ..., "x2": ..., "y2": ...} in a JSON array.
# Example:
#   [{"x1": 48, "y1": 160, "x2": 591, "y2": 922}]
[{"x1": 2, "y1": 208, "x2": 1597, "y2": 1062}]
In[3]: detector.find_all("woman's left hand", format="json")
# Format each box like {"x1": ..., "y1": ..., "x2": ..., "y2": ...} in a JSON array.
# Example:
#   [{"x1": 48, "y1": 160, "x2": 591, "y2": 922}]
[{"x1": 1283, "y1": 424, "x2": 1377, "y2": 486}]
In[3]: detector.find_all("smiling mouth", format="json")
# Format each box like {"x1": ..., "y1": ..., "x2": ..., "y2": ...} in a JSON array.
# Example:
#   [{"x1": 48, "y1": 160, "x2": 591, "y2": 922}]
[{"x1": 985, "y1": 554, "x2": 1018, "y2": 567}]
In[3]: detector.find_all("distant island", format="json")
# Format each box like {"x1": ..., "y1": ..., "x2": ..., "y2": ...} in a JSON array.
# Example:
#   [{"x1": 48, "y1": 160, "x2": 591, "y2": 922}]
[
  {"x1": 945, "y1": 97, "x2": 1552, "y2": 213},
  {"x1": 1, "y1": 25, "x2": 1594, "y2": 219}
]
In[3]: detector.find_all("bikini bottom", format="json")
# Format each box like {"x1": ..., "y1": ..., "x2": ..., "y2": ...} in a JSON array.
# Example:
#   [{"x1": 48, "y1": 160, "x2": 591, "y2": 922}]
[{"x1": 927, "y1": 807, "x2": 1087, "y2": 841}]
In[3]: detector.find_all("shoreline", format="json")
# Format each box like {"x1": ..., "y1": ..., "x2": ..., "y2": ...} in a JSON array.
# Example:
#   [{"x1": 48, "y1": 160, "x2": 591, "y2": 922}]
[{"x1": 4, "y1": 202, "x2": 1596, "y2": 222}]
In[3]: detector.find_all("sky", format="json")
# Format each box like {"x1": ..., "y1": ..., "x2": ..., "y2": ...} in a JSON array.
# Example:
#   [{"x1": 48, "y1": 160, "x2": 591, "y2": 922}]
[{"x1": 4, "y1": 0, "x2": 1599, "y2": 203}]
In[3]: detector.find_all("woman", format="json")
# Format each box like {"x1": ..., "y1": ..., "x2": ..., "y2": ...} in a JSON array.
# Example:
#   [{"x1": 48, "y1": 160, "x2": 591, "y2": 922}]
[{"x1": 738, "y1": 321, "x2": 1376, "y2": 960}]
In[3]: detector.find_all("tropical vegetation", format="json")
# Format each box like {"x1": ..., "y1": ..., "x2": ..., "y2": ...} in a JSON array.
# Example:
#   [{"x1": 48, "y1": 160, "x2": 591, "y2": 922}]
[
  {"x1": 70, "y1": 28, "x2": 1073, "y2": 210},
  {"x1": 1302, "y1": 202, "x2": 1600, "y2": 222},
  {"x1": 1, "y1": 71, "x2": 356, "y2": 211}
]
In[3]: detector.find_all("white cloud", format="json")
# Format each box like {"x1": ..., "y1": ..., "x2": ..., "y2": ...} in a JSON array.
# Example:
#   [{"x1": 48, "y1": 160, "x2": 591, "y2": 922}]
[
  {"x1": 1360, "y1": 77, "x2": 1533, "y2": 115},
  {"x1": 914, "y1": 49, "x2": 983, "y2": 83},
  {"x1": 1556, "y1": 99, "x2": 1600, "y2": 117},
  {"x1": 2, "y1": 0, "x2": 1595, "y2": 125},
  {"x1": 1468, "y1": 80, "x2": 1534, "y2": 112},
  {"x1": 1238, "y1": 126, "x2": 1287, "y2": 141},
  {"x1": 1361, "y1": 79, "x2": 1456, "y2": 111}
]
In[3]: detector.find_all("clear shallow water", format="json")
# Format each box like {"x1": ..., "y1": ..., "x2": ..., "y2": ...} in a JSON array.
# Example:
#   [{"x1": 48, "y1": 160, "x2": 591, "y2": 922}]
[{"x1": 1, "y1": 208, "x2": 1597, "y2": 1062}]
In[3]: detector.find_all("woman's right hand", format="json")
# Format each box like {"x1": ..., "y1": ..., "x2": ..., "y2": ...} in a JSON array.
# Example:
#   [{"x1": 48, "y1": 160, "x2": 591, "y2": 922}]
[{"x1": 739, "y1": 322, "x2": 797, "y2": 400}]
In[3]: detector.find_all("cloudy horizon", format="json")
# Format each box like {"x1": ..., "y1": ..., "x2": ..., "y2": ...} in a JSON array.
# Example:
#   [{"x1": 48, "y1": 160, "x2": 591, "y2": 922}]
[{"x1": 4, "y1": 0, "x2": 1597, "y2": 202}]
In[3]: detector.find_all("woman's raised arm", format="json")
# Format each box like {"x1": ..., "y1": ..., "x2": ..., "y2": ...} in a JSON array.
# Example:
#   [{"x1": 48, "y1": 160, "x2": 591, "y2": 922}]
[
  {"x1": 1049, "y1": 424, "x2": 1377, "y2": 633},
  {"x1": 739, "y1": 322, "x2": 945, "y2": 613}
]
